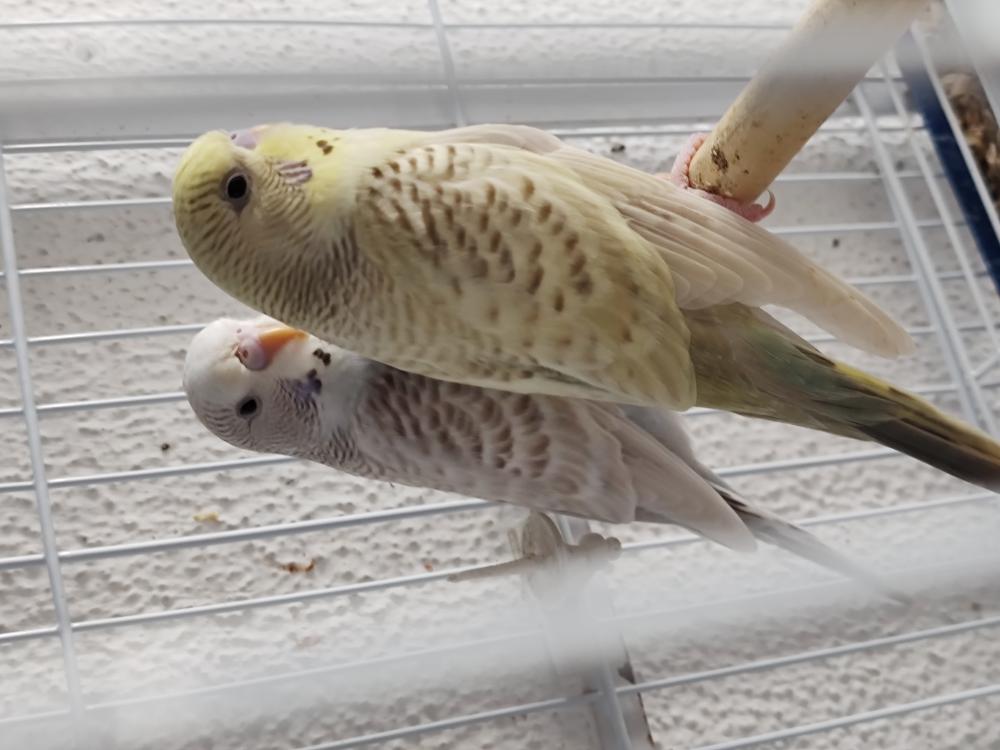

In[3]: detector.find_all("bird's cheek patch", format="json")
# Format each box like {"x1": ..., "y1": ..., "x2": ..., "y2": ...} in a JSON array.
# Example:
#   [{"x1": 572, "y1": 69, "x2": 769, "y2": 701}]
[
  {"x1": 292, "y1": 371, "x2": 323, "y2": 400},
  {"x1": 276, "y1": 160, "x2": 313, "y2": 186}
]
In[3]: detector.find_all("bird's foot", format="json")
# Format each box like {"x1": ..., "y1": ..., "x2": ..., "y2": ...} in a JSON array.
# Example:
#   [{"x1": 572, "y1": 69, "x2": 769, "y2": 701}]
[{"x1": 665, "y1": 132, "x2": 776, "y2": 223}]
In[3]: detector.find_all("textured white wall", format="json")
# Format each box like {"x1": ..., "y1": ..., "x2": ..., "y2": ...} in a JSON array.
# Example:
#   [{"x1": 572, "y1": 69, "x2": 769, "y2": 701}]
[
  {"x1": 2, "y1": 2, "x2": 1000, "y2": 750},
  {"x1": 0, "y1": 0, "x2": 872, "y2": 140}
]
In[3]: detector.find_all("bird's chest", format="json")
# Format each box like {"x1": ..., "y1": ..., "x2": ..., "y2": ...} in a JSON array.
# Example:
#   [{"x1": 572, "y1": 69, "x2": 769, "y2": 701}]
[
  {"x1": 306, "y1": 427, "x2": 367, "y2": 474},
  {"x1": 326, "y1": 226, "x2": 473, "y2": 351}
]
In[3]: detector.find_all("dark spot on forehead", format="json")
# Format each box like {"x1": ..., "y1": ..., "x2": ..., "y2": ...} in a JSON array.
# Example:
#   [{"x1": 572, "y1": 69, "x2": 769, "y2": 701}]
[
  {"x1": 313, "y1": 348, "x2": 332, "y2": 366},
  {"x1": 307, "y1": 368, "x2": 317, "y2": 379},
  {"x1": 316, "y1": 139, "x2": 333, "y2": 155}
]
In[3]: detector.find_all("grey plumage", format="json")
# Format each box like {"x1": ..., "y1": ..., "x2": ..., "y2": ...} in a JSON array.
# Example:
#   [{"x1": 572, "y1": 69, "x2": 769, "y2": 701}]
[{"x1": 183, "y1": 316, "x2": 900, "y2": 598}]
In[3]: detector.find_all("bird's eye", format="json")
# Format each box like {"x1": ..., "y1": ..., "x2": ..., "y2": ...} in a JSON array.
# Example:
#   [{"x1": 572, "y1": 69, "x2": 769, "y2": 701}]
[
  {"x1": 237, "y1": 396, "x2": 259, "y2": 418},
  {"x1": 223, "y1": 171, "x2": 250, "y2": 207}
]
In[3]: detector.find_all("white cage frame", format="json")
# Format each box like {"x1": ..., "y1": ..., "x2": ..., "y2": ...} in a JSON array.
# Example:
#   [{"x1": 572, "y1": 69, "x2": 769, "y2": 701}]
[{"x1": 2, "y1": 6, "x2": 1000, "y2": 749}]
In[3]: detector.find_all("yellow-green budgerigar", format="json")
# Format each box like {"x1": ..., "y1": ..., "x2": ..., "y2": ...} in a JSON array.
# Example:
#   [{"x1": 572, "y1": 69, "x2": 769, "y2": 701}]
[{"x1": 172, "y1": 123, "x2": 1000, "y2": 490}]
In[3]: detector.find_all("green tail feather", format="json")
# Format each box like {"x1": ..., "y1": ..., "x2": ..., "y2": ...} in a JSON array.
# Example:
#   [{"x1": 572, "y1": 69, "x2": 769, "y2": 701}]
[{"x1": 688, "y1": 304, "x2": 1000, "y2": 492}]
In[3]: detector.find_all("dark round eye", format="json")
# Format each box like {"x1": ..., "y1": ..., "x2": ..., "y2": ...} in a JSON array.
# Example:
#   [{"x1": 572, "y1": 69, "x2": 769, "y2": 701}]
[
  {"x1": 237, "y1": 396, "x2": 259, "y2": 418},
  {"x1": 223, "y1": 172, "x2": 250, "y2": 206}
]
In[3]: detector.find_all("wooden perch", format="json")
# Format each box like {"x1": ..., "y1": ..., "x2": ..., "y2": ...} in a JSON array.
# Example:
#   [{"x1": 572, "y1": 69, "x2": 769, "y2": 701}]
[{"x1": 688, "y1": 0, "x2": 928, "y2": 203}]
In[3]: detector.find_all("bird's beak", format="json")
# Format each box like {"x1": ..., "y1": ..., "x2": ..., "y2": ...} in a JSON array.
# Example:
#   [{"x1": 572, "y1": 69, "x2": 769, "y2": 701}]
[
  {"x1": 257, "y1": 326, "x2": 308, "y2": 363},
  {"x1": 236, "y1": 324, "x2": 308, "y2": 371}
]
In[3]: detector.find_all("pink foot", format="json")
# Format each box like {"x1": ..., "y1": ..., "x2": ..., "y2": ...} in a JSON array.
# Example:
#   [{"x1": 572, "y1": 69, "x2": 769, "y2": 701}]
[{"x1": 665, "y1": 132, "x2": 775, "y2": 223}]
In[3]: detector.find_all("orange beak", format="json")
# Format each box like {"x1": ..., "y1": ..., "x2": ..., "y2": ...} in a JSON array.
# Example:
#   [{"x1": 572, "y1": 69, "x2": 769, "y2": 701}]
[{"x1": 256, "y1": 326, "x2": 308, "y2": 365}]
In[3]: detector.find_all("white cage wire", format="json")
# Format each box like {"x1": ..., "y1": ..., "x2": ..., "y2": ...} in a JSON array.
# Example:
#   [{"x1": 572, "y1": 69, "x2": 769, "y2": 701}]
[{"x1": 2, "y1": 2, "x2": 1000, "y2": 749}]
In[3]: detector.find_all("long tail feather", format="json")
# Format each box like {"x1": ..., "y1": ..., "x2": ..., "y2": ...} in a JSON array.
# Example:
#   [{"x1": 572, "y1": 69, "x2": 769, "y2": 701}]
[
  {"x1": 719, "y1": 488, "x2": 910, "y2": 604},
  {"x1": 789, "y1": 353, "x2": 1000, "y2": 492},
  {"x1": 835, "y1": 360, "x2": 1000, "y2": 490},
  {"x1": 689, "y1": 304, "x2": 1000, "y2": 492}
]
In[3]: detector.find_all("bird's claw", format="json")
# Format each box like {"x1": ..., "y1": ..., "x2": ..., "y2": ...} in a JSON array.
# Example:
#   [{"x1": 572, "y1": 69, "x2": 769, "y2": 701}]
[
  {"x1": 447, "y1": 519, "x2": 622, "y2": 592},
  {"x1": 665, "y1": 132, "x2": 776, "y2": 223}
]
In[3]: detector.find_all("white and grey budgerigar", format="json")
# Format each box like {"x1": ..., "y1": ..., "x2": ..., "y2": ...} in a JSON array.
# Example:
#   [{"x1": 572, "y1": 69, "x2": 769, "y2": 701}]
[
  {"x1": 182, "y1": 315, "x2": 903, "y2": 597},
  {"x1": 172, "y1": 122, "x2": 1000, "y2": 491}
]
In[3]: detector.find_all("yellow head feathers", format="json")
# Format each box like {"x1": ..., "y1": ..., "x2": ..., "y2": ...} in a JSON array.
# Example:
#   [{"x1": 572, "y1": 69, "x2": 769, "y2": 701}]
[
  {"x1": 172, "y1": 124, "x2": 346, "y2": 318},
  {"x1": 172, "y1": 129, "x2": 261, "y2": 282}
]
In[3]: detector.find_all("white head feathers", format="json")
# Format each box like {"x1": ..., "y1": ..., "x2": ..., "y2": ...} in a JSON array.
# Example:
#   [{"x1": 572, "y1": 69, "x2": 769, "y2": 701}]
[{"x1": 183, "y1": 315, "x2": 361, "y2": 454}]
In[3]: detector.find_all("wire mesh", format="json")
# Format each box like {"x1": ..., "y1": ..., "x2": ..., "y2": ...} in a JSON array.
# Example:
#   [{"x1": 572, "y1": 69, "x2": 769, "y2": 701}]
[{"x1": 1, "y1": 3, "x2": 1000, "y2": 749}]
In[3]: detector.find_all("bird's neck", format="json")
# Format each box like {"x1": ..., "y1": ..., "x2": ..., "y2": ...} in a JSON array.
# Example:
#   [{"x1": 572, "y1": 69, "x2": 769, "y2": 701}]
[
  {"x1": 316, "y1": 355, "x2": 373, "y2": 425},
  {"x1": 307, "y1": 357, "x2": 374, "y2": 472},
  {"x1": 253, "y1": 221, "x2": 377, "y2": 345}
]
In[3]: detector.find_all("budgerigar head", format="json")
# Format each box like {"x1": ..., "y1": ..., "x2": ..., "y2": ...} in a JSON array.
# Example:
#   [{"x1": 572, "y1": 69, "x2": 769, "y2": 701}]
[
  {"x1": 172, "y1": 124, "x2": 344, "y2": 322},
  {"x1": 183, "y1": 315, "x2": 360, "y2": 456}
]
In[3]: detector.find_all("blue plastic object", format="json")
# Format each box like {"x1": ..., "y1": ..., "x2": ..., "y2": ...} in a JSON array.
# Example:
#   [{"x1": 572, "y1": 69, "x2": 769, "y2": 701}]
[{"x1": 896, "y1": 32, "x2": 1000, "y2": 296}]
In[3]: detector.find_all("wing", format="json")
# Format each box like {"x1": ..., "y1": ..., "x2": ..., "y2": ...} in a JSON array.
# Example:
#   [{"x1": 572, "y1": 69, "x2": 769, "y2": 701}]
[
  {"x1": 351, "y1": 367, "x2": 640, "y2": 523},
  {"x1": 355, "y1": 139, "x2": 696, "y2": 408},
  {"x1": 618, "y1": 405, "x2": 706, "y2": 475},
  {"x1": 412, "y1": 124, "x2": 913, "y2": 358},
  {"x1": 418, "y1": 124, "x2": 565, "y2": 154},
  {"x1": 619, "y1": 407, "x2": 904, "y2": 597},
  {"x1": 351, "y1": 368, "x2": 754, "y2": 550}
]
